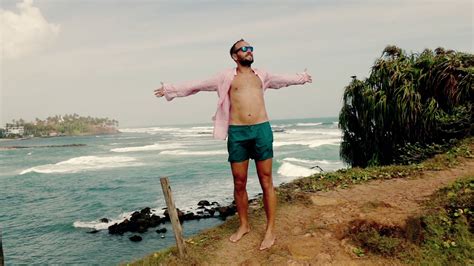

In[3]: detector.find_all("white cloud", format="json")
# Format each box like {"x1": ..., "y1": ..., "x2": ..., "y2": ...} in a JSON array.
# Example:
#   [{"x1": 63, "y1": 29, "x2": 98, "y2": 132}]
[{"x1": 0, "y1": 0, "x2": 60, "y2": 59}]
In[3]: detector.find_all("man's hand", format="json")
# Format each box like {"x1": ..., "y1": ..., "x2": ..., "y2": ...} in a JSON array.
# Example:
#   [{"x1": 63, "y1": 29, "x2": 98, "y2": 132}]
[
  {"x1": 303, "y1": 68, "x2": 312, "y2": 83},
  {"x1": 154, "y1": 82, "x2": 165, "y2": 98}
]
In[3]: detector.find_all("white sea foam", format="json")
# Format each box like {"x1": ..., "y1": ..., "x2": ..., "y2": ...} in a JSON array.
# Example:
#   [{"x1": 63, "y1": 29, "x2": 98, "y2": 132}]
[
  {"x1": 272, "y1": 123, "x2": 293, "y2": 128},
  {"x1": 277, "y1": 162, "x2": 320, "y2": 178},
  {"x1": 282, "y1": 157, "x2": 332, "y2": 165},
  {"x1": 160, "y1": 149, "x2": 227, "y2": 156},
  {"x1": 296, "y1": 122, "x2": 323, "y2": 126},
  {"x1": 20, "y1": 156, "x2": 143, "y2": 175},
  {"x1": 190, "y1": 126, "x2": 213, "y2": 130},
  {"x1": 111, "y1": 143, "x2": 184, "y2": 153},
  {"x1": 169, "y1": 127, "x2": 213, "y2": 136},
  {"x1": 119, "y1": 127, "x2": 181, "y2": 134},
  {"x1": 115, "y1": 136, "x2": 140, "y2": 140},
  {"x1": 285, "y1": 129, "x2": 342, "y2": 137},
  {"x1": 73, "y1": 211, "x2": 136, "y2": 230},
  {"x1": 273, "y1": 138, "x2": 340, "y2": 148}
]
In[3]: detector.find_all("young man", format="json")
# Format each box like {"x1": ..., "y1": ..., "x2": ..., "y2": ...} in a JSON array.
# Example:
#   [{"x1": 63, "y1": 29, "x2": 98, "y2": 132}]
[{"x1": 154, "y1": 39, "x2": 312, "y2": 250}]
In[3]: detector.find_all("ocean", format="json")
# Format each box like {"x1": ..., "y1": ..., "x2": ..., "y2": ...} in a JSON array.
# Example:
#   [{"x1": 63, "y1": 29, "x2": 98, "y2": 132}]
[{"x1": 0, "y1": 117, "x2": 345, "y2": 264}]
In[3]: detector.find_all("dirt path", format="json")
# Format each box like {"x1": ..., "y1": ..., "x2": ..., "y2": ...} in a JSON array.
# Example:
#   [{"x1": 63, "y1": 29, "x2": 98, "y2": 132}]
[{"x1": 197, "y1": 159, "x2": 474, "y2": 265}]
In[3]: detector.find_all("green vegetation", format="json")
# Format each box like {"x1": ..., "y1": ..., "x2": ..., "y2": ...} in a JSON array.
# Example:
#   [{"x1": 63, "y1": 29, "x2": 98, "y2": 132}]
[
  {"x1": 339, "y1": 46, "x2": 473, "y2": 167},
  {"x1": 279, "y1": 137, "x2": 472, "y2": 203},
  {"x1": 348, "y1": 176, "x2": 473, "y2": 265},
  {"x1": 3, "y1": 114, "x2": 119, "y2": 138}
]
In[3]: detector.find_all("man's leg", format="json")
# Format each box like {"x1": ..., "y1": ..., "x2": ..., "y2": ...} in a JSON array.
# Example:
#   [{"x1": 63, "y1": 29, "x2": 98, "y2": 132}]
[
  {"x1": 229, "y1": 159, "x2": 251, "y2": 242},
  {"x1": 255, "y1": 158, "x2": 276, "y2": 250}
]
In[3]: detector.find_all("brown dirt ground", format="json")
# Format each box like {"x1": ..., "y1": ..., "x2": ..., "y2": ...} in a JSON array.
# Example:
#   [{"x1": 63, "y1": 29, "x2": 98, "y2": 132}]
[{"x1": 178, "y1": 158, "x2": 474, "y2": 265}]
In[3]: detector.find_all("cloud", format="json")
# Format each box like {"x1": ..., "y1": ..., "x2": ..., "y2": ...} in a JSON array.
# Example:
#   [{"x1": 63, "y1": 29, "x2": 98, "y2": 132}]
[{"x1": 0, "y1": 0, "x2": 60, "y2": 59}]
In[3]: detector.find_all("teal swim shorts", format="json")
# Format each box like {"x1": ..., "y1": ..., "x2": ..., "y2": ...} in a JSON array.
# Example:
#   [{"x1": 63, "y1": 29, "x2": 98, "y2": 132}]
[{"x1": 227, "y1": 121, "x2": 274, "y2": 163}]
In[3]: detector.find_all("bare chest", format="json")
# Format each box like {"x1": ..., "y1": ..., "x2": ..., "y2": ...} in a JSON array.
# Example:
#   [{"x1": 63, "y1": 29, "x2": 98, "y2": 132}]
[{"x1": 230, "y1": 73, "x2": 263, "y2": 94}]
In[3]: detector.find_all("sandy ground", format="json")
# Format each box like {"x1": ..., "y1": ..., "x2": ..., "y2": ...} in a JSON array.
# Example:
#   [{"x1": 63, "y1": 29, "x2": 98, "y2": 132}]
[{"x1": 189, "y1": 159, "x2": 473, "y2": 265}]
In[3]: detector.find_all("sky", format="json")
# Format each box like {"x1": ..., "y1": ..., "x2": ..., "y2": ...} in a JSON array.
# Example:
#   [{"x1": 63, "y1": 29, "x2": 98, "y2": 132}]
[{"x1": 1, "y1": 0, "x2": 472, "y2": 128}]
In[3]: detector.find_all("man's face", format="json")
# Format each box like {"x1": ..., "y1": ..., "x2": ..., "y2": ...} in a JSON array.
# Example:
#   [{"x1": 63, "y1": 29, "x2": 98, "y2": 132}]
[{"x1": 233, "y1": 41, "x2": 254, "y2": 67}]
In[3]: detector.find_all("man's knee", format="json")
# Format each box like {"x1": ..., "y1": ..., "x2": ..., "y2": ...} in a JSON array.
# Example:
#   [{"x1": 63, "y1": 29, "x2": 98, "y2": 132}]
[
  {"x1": 259, "y1": 175, "x2": 274, "y2": 191},
  {"x1": 233, "y1": 176, "x2": 247, "y2": 192}
]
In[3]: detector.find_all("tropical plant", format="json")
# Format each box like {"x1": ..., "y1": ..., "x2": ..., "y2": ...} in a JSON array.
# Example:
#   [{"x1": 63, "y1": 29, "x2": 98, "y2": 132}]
[{"x1": 339, "y1": 46, "x2": 473, "y2": 167}]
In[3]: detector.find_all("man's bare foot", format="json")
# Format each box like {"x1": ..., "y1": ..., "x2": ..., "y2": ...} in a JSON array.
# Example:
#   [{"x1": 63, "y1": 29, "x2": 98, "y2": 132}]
[
  {"x1": 229, "y1": 226, "x2": 250, "y2": 243},
  {"x1": 259, "y1": 230, "x2": 276, "y2": 250}
]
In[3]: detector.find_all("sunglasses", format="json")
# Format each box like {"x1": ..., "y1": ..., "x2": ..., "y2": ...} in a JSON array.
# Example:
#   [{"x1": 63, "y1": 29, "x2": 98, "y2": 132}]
[{"x1": 235, "y1": 46, "x2": 254, "y2": 53}]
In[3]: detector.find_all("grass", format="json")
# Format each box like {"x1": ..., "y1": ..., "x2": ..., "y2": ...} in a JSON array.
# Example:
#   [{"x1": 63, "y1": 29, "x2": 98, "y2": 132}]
[
  {"x1": 347, "y1": 175, "x2": 473, "y2": 265},
  {"x1": 128, "y1": 137, "x2": 473, "y2": 265}
]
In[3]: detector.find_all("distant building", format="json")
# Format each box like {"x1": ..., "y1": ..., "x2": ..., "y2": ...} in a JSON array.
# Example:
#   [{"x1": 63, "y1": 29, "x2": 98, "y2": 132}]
[{"x1": 5, "y1": 124, "x2": 25, "y2": 137}]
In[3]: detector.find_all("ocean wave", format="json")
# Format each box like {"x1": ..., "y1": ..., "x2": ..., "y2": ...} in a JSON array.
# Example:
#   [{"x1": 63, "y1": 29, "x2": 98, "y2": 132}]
[
  {"x1": 296, "y1": 122, "x2": 323, "y2": 126},
  {"x1": 160, "y1": 149, "x2": 227, "y2": 156},
  {"x1": 20, "y1": 156, "x2": 143, "y2": 175},
  {"x1": 271, "y1": 123, "x2": 293, "y2": 128},
  {"x1": 190, "y1": 126, "x2": 213, "y2": 130},
  {"x1": 277, "y1": 162, "x2": 320, "y2": 178},
  {"x1": 282, "y1": 157, "x2": 333, "y2": 165},
  {"x1": 119, "y1": 127, "x2": 181, "y2": 134},
  {"x1": 284, "y1": 129, "x2": 342, "y2": 136},
  {"x1": 273, "y1": 138, "x2": 340, "y2": 148},
  {"x1": 73, "y1": 210, "x2": 137, "y2": 230},
  {"x1": 110, "y1": 143, "x2": 184, "y2": 153}
]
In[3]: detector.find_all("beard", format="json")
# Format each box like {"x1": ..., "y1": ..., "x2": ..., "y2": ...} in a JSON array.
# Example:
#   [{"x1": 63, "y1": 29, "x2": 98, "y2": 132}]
[{"x1": 239, "y1": 58, "x2": 253, "y2": 67}]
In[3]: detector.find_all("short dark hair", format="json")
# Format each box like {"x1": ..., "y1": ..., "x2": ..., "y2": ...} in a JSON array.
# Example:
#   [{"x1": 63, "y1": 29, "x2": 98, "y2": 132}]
[{"x1": 230, "y1": 38, "x2": 245, "y2": 56}]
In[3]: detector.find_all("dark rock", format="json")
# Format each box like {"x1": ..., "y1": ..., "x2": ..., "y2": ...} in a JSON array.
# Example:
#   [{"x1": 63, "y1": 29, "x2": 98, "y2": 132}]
[
  {"x1": 108, "y1": 221, "x2": 126, "y2": 235},
  {"x1": 182, "y1": 212, "x2": 196, "y2": 221},
  {"x1": 218, "y1": 205, "x2": 237, "y2": 220},
  {"x1": 211, "y1": 201, "x2": 219, "y2": 206},
  {"x1": 129, "y1": 235, "x2": 142, "y2": 242},
  {"x1": 87, "y1": 229, "x2": 99, "y2": 234},
  {"x1": 156, "y1": 228, "x2": 167, "y2": 234},
  {"x1": 163, "y1": 208, "x2": 184, "y2": 222},
  {"x1": 207, "y1": 208, "x2": 216, "y2": 216},
  {"x1": 130, "y1": 211, "x2": 142, "y2": 222},
  {"x1": 197, "y1": 200, "x2": 210, "y2": 206},
  {"x1": 127, "y1": 220, "x2": 140, "y2": 232},
  {"x1": 100, "y1": 218, "x2": 109, "y2": 223},
  {"x1": 140, "y1": 207, "x2": 151, "y2": 215},
  {"x1": 138, "y1": 226, "x2": 148, "y2": 233},
  {"x1": 149, "y1": 215, "x2": 162, "y2": 227}
]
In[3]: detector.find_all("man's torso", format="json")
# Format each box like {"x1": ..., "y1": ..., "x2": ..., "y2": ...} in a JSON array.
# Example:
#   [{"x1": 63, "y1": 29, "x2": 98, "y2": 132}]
[{"x1": 229, "y1": 70, "x2": 269, "y2": 125}]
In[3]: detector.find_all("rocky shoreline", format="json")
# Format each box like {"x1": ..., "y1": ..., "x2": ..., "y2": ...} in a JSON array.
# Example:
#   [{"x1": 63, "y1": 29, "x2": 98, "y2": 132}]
[{"x1": 91, "y1": 198, "x2": 260, "y2": 242}]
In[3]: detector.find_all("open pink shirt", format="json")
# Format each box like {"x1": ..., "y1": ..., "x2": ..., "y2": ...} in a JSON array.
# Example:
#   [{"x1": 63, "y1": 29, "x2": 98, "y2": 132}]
[{"x1": 163, "y1": 67, "x2": 311, "y2": 140}]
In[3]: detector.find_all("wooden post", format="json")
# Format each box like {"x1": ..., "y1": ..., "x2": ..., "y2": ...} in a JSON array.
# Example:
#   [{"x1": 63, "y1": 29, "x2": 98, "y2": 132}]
[
  {"x1": 160, "y1": 177, "x2": 186, "y2": 258},
  {"x1": 0, "y1": 228, "x2": 4, "y2": 266}
]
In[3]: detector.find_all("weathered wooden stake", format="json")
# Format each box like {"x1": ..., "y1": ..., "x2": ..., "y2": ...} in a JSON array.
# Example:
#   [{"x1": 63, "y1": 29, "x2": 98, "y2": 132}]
[{"x1": 160, "y1": 177, "x2": 186, "y2": 258}]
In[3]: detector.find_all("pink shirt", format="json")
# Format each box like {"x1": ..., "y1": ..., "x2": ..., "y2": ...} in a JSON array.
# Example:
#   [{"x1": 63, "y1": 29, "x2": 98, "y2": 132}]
[{"x1": 163, "y1": 67, "x2": 311, "y2": 140}]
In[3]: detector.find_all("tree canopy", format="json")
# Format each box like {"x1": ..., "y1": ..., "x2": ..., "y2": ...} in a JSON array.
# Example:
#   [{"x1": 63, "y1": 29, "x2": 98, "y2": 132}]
[{"x1": 339, "y1": 46, "x2": 473, "y2": 167}]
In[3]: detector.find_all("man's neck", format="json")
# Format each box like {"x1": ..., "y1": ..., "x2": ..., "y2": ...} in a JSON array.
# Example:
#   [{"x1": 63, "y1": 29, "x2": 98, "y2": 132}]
[{"x1": 236, "y1": 65, "x2": 253, "y2": 74}]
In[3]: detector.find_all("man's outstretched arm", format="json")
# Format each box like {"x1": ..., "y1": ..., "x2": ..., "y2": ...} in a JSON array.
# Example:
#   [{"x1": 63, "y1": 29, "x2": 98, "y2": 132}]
[
  {"x1": 265, "y1": 69, "x2": 312, "y2": 90},
  {"x1": 154, "y1": 73, "x2": 221, "y2": 101}
]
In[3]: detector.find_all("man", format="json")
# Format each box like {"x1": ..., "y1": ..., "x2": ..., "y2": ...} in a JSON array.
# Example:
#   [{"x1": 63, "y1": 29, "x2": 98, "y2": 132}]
[{"x1": 154, "y1": 39, "x2": 312, "y2": 250}]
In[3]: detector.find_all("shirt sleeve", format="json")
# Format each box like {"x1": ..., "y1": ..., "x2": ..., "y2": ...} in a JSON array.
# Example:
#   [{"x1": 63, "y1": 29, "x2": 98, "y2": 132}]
[
  {"x1": 265, "y1": 70, "x2": 312, "y2": 89},
  {"x1": 162, "y1": 73, "x2": 221, "y2": 101}
]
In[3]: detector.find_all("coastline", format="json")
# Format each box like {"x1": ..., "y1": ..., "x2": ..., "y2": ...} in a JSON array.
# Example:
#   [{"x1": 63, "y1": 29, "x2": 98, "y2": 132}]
[{"x1": 129, "y1": 137, "x2": 473, "y2": 265}]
